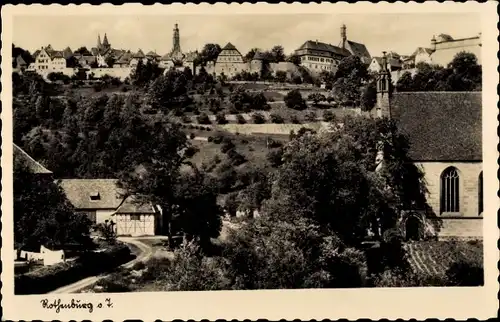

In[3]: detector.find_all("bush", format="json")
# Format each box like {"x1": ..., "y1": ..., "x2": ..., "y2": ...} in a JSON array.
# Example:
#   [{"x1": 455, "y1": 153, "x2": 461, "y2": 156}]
[
  {"x1": 323, "y1": 110, "x2": 336, "y2": 122},
  {"x1": 93, "y1": 83, "x2": 103, "y2": 92},
  {"x1": 221, "y1": 138, "x2": 236, "y2": 154},
  {"x1": 207, "y1": 136, "x2": 213, "y2": 142},
  {"x1": 236, "y1": 114, "x2": 246, "y2": 124},
  {"x1": 266, "y1": 148, "x2": 284, "y2": 168},
  {"x1": 197, "y1": 113, "x2": 211, "y2": 125},
  {"x1": 270, "y1": 113, "x2": 285, "y2": 124},
  {"x1": 215, "y1": 112, "x2": 227, "y2": 124},
  {"x1": 252, "y1": 112, "x2": 266, "y2": 124},
  {"x1": 284, "y1": 89, "x2": 307, "y2": 110},
  {"x1": 305, "y1": 111, "x2": 317, "y2": 122},
  {"x1": 445, "y1": 260, "x2": 484, "y2": 286},
  {"x1": 189, "y1": 133, "x2": 196, "y2": 139},
  {"x1": 290, "y1": 115, "x2": 301, "y2": 124},
  {"x1": 212, "y1": 133, "x2": 225, "y2": 144},
  {"x1": 184, "y1": 146, "x2": 199, "y2": 158}
]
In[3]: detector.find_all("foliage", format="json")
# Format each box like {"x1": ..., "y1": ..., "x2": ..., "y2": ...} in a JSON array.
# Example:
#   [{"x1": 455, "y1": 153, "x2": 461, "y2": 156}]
[
  {"x1": 215, "y1": 112, "x2": 227, "y2": 124},
  {"x1": 284, "y1": 89, "x2": 307, "y2": 110},
  {"x1": 262, "y1": 116, "x2": 428, "y2": 245},
  {"x1": 395, "y1": 52, "x2": 481, "y2": 92},
  {"x1": 252, "y1": 112, "x2": 266, "y2": 124},
  {"x1": 236, "y1": 114, "x2": 246, "y2": 124},
  {"x1": 331, "y1": 56, "x2": 370, "y2": 107},
  {"x1": 95, "y1": 220, "x2": 117, "y2": 243},
  {"x1": 308, "y1": 93, "x2": 326, "y2": 105},
  {"x1": 195, "y1": 44, "x2": 222, "y2": 66},
  {"x1": 197, "y1": 113, "x2": 211, "y2": 124},
  {"x1": 14, "y1": 160, "x2": 92, "y2": 252},
  {"x1": 270, "y1": 113, "x2": 285, "y2": 124}
]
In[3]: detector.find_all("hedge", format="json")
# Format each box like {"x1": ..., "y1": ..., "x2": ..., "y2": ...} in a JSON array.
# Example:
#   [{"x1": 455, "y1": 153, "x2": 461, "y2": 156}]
[{"x1": 15, "y1": 243, "x2": 134, "y2": 294}]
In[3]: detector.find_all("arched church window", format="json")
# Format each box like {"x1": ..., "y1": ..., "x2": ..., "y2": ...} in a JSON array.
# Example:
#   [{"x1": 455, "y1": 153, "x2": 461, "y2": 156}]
[
  {"x1": 440, "y1": 167, "x2": 460, "y2": 214},
  {"x1": 478, "y1": 171, "x2": 483, "y2": 215}
]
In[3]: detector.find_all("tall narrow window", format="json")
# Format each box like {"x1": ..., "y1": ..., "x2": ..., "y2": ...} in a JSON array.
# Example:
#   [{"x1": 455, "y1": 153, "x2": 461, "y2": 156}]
[
  {"x1": 440, "y1": 167, "x2": 460, "y2": 214},
  {"x1": 478, "y1": 171, "x2": 483, "y2": 215}
]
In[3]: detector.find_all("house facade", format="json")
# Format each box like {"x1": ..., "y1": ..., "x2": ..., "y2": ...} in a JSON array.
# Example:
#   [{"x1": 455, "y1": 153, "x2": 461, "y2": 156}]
[
  {"x1": 32, "y1": 45, "x2": 67, "y2": 74},
  {"x1": 372, "y1": 54, "x2": 482, "y2": 240},
  {"x1": 58, "y1": 178, "x2": 162, "y2": 236}
]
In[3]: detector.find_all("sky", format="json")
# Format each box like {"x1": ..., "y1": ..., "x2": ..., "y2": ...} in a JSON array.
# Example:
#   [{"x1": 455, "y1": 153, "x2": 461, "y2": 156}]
[{"x1": 13, "y1": 13, "x2": 480, "y2": 57}]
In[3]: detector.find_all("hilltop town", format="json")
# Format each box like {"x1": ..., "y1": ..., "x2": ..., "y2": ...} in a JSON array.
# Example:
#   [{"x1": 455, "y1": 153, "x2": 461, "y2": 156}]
[{"x1": 13, "y1": 21, "x2": 484, "y2": 294}]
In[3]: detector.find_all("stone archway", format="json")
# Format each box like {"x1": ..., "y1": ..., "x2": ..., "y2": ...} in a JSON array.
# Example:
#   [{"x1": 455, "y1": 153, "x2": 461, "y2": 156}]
[{"x1": 405, "y1": 215, "x2": 423, "y2": 241}]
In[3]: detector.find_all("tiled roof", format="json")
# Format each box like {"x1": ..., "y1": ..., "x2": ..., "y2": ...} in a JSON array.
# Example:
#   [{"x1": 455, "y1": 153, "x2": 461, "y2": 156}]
[
  {"x1": 58, "y1": 179, "x2": 123, "y2": 210},
  {"x1": 16, "y1": 55, "x2": 27, "y2": 67},
  {"x1": 116, "y1": 52, "x2": 132, "y2": 64},
  {"x1": 252, "y1": 51, "x2": 266, "y2": 60},
  {"x1": 133, "y1": 49, "x2": 145, "y2": 58},
  {"x1": 346, "y1": 40, "x2": 371, "y2": 62},
  {"x1": 13, "y1": 143, "x2": 52, "y2": 174},
  {"x1": 146, "y1": 51, "x2": 160, "y2": 57},
  {"x1": 222, "y1": 42, "x2": 237, "y2": 51},
  {"x1": 115, "y1": 195, "x2": 156, "y2": 214},
  {"x1": 297, "y1": 40, "x2": 351, "y2": 57},
  {"x1": 391, "y1": 92, "x2": 481, "y2": 161}
]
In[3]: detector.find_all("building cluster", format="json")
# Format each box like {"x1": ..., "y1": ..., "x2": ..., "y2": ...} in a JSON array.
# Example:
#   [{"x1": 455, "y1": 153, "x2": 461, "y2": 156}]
[{"x1": 13, "y1": 23, "x2": 481, "y2": 83}]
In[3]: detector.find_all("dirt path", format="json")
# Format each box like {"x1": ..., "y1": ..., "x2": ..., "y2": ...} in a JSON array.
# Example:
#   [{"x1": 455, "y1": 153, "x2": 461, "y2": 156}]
[{"x1": 47, "y1": 238, "x2": 152, "y2": 294}]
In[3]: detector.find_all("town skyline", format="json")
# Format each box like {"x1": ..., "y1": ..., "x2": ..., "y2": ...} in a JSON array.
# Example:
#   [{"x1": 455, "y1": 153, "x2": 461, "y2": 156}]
[{"x1": 13, "y1": 13, "x2": 480, "y2": 57}]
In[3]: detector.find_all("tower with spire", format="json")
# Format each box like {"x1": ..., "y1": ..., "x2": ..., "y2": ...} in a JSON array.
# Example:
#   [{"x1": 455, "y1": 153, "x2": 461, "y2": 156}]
[
  {"x1": 172, "y1": 23, "x2": 181, "y2": 53},
  {"x1": 340, "y1": 24, "x2": 347, "y2": 49},
  {"x1": 97, "y1": 34, "x2": 102, "y2": 50},
  {"x1": 102, "y1": 33, "x2": 110, "y2": 51},
  {"x1": 375, "y1": 51, "x2": 392, "y2": 118}
]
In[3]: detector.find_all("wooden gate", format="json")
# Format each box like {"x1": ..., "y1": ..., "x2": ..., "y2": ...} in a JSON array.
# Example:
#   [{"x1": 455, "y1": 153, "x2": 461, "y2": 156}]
[{"x1": 115, "y1": 214, "x2": 155, "y2": 236}]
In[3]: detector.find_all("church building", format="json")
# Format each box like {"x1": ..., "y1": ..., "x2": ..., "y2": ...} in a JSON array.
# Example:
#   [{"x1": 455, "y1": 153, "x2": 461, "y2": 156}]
[{"x1": 372, "y1": 53, "x2": 482, "y2": 240}]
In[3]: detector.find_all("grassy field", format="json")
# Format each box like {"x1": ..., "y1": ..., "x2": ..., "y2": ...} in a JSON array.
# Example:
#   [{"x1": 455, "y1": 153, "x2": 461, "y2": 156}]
[{"x1": 404, "y1": 240, "x2": 483, "y2": 276}]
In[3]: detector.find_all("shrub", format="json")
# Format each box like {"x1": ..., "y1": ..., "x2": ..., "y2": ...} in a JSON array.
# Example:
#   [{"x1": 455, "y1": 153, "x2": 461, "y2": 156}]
[
  {"x1": 236, "y1": 114, "x2": 246, "y2": 124},
  {"x1": 266, "y1": 148, "x2": 284, "y2": 168},
  {"x1": 207, "y1": 136, "x2": 213, "y2": 142},
  {"x1": 184, "y1": 146, "x2": 199, "y2": 158},
  {"x1": 270, "y1": 113, "x2": 285, "y2": 124},
  {"x1": 252, "y1": 112, "x2": 266, "y2": 124},
  {"x1": 216, "y1": 112, "x2": 228, "y2": 124},
  {"x1": 212, "y1": 133, "x2": 225, "y2": 144},
  {"x1": 284, "y1": 89, "x2": 307, "y2": 110},
  {"x1": 290, "y1": 115, "x2": 301, "y2": 124},
  {"x1": 445, "y1": 260, "x2": 484, "y2": 286},
  {"x1": 323, "y1": 110, "x2": 336, "y2": 122},
  {"x1": 305, "y1": 111, "x2": 317, "y2": 122},
  {"x1": 197, "y1": 113, "x2": 211, "y2": 125},
  {"x1": 132, "y1": 261, "x2": 146, "y2": 271},
  {"x1": 221, "y1": 138, "x2": 236, "y2": 154},
  {"x1": 93, "y1": 83, "x2": 103, "y2": 92},
  {"x1": 189, "y1": 133, "x2": 196, "y2": 139}
]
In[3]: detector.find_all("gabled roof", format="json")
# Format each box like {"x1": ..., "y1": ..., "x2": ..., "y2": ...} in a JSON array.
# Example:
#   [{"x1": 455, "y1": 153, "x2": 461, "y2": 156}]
[
  {"x1": 58, "y1": 179, "x2": 123, "y2": 210},
  {"x1": 116, "y1": 51, "x2": 133, "y2": 64},
  {"x1": 16, "y1": 55, "x2": 27, "y2": 67},
  {"x1": 63, "y1": 47, "x2": 73, "y2": 59},
  {"x1": 346, "y1": 40, "x2": 371, "y2": 63},
  {"x1": 115, "y1": 195, "x2": 156, "y2": 214},
  {"x1": 133, "y1": 49, "x2": 145, "y2": 58},
  {"x1": 412, "y1": 47, "x2": 433, "y2": 57},
  {"x1": 391, "y1": 92, "x2": 481, "y2": 161},
  {"x1": 32, "y1": 50, "x2": 41, "y2": 59},
  {"x1": 146, "y1": 51, "x2": 160, "y2": 57},
  {"x1": 222, "y1": 42, "x2": 237, "y2": 51},
  {"x1": 13, "y1": 143, "x2": 52, "y2": 174},
  {"x1": 252, "y1": 51, "x2": 266, "y2": 60},
  {"x1": 297, "y1": 40, "x2": 351, "y2": 57}
]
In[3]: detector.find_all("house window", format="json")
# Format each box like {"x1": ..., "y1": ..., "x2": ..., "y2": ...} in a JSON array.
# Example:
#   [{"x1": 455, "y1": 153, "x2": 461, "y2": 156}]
[
  {"x1": 440, "y1": 167, "x2": 460, "y2": 214},
  {"x1": 478, "y1": 171, "x2": 483, "y2": 215},
  {"x1": 131, "y1": 214, "x2": 141, "y2": 221}
]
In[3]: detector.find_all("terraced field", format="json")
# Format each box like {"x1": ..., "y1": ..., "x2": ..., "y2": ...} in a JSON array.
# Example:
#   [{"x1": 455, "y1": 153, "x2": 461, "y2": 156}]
[{"x1": 404, "y1": 240, "x2": 483, "y2": 276}]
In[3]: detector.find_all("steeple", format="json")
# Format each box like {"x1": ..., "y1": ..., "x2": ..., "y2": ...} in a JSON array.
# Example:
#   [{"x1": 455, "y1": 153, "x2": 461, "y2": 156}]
[
  {"x1": 172, "y1": 23, "x2": 181, "y2": 53},
  {"x1": 340, "y1": 24, "x2": 347, "y2": 49},
  {"x1": 97, "y1": 34, "x2": 102, "y2": 49},
  {"x1": 375, "y1": 51, "x2": 391, "y2": 118},
  {"x1": 103, "y1": 33, "x2": 110, "y2": 47}
]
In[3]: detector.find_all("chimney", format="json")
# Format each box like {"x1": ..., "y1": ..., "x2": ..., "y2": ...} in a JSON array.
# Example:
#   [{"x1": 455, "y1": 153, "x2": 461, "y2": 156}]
[{"x1": 430, "y1": 35, "x2": 437, "y2": 51}]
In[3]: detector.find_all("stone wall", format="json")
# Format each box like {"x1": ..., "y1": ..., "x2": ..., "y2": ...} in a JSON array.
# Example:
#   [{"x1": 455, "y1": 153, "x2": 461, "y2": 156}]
[
  {"x1": 417, "y1": 161, "x2": 482, "y2": 217},
  {"x1": 87, "y1": 67, "x2": 132, "y2": 81},
  {"x1": 438, "y1": 218, "x2": 483, "y2": 240}
]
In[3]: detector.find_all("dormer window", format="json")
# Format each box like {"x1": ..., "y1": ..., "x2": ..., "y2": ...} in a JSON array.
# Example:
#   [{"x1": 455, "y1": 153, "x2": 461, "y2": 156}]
[{"x1": 90, "y1": 192, "x2": 101, "y2": 201}]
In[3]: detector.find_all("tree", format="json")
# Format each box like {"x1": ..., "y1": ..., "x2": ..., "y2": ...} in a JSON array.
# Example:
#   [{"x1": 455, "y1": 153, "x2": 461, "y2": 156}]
[
  {"x1": 105, "y1": 56, "x2": 116, "y2": 68},
  {"x1": 14, "y1": 159, "x2": 92, "y2": 253},
  {"x1": 275, "y1": 71, "x2": 287, "y2": 83},
  {"x1": 446, "y1": 51, "x2": 482, "y2": 91},
  {"x1": 395, "y1": 71, "x2": 414, "y2": 92},
  {"x1": 287, "y1": 54, "x2": 301, "y2": 66},
  {"x1": 198, "y1": 44, "x2": 222, "y2": 66},
  {"x1": 284, "y1": 89, "x2": 307, "y2": 110},
  {"x1": 244, "y1": 48, "x2": 259, "y2": 62},
  {"x1": 74, "y1": 47, "x2": 91, "y2": 55},
  {"x1": 262, "y1": 116, "x2": 428, "y2": 245},
  {"x1": 360, "y1": 82, "x2": 377, "y2": 111},
  {"x1": 308, "y1": 93, "x2": 326, "y2": 106},
  {"x1": 270, "y1": 45, "x2": 286, "y2": 63}
]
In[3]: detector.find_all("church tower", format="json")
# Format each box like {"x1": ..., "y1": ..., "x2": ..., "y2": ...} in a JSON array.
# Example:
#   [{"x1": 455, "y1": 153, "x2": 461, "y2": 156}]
[
  {"x1": 340, "y1": 24, "x2": 347, "y2": 49},
  {"x1": 97, "y1": 34, "x2": 102, "y2": 50},
  {"x1": 172, "y1": 23, "x2": 181, "y2": 53},
  {"x1": 375, "y1": 51, "x2": 391, "y2": 118},
  {"x1": 102, "y1": 33, "x2": 110, "y2": 50}
]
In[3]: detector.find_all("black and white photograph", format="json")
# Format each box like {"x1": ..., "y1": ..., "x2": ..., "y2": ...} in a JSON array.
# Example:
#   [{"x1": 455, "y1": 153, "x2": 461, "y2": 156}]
[{"x1": 1, "y1": 2, "x2": 498, "y2": 321}]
